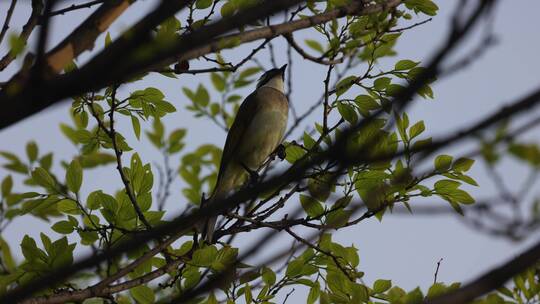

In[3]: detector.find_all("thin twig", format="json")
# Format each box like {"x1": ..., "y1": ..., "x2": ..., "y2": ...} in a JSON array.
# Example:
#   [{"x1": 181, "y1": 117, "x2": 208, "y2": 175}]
[
  {"x1": 108, "y1": 85, "x2": 152, "y2": 230},
  {"x1": 0, "y1": 0, "x2": 18, "y2": 46},
  {"x1": 388, "y1": 18, "x2": 433, "y2": 33},
  {"x1": 0, "y1": 0, "x2": 43, "y2": 71},
  {"x1": 433, "y1": 258, "x2": 443, "y2": 284},
  {"x1": 284, "y1": 33, "x2": 344, "y2": 65},
  {"x1": 49, "y1": 0, "x2": 105, "y2": 17}
]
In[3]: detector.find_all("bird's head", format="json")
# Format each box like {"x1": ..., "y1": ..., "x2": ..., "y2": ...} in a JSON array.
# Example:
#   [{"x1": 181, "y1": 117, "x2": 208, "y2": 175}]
[{"x1": 256, "y1": 64, "x2": 287, "y2": 89}]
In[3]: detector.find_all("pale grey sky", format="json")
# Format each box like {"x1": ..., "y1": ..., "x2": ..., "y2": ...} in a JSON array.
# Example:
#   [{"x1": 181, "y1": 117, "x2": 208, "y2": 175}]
[{"x1": 1, "y1": 0, "x2": 539, "y2": 301}]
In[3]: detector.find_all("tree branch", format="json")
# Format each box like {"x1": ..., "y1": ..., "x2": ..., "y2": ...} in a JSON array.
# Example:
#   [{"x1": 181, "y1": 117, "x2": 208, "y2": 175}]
[
  {"x1": 0, "y1": 2, "x2": 495, "y2": 301},
  {"x1": 0, "y1": 0, "x2": 18, "y2": 46},
  {"x1": 46, "y1": 0, "x2": 133, "y2": 73},
  {"x1": 21, "y1": 253, "x2": 187, "y2": 304},
  {"x1": 283, "y1": 33, "x2": 344, "y2": 65},
  {"x1": 425, "y1": 240, "x2": 540, "y2": 304},
  {"x1": 0, "y1": 0, "x2": 43, "y2": 72},
  {"x1": 107, "y1": 87, "x2": 153, "y2": 230},
  {"x1": 48, "y1": 0, "x2": 105, "y2": 17},
  {"x1": 0, "y1": 0, "x2": 402, "y2": 130}
]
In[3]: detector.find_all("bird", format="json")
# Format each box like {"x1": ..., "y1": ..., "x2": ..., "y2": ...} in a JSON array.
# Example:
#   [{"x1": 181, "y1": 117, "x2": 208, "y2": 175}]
[{"x1": 202, "y1": 64, "x2": 289, "y2": 242}]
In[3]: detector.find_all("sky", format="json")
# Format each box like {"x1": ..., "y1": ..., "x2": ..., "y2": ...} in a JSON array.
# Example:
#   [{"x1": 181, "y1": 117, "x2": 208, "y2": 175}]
[{"x1": 1, "y1": 0, "x2": 540, "y2": 301}]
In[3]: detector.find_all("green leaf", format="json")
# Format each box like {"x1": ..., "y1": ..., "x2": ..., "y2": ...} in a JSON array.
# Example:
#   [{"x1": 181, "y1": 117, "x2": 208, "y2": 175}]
[
  {"x1": 427, "y1": 283, "x2": 448, "y2": 299},
  {"x1": 244, "y1": 283, "x2": 252, "y2": 304},
  {"x1": 351, "y1": 284, "x2": 369, "y2": 302},
  {"x1": 233, "y1": 78, "x2": 251, "y2": 88},
  {"x1": 409, "y1": 121, "x2": 425, "y2": 139},
  {"x1": 239, "y1": 270, "x2": 260, "y2": 284},
  {"x1": 355, "y1": 95, "x2": 379, "y2": 116},
  {"x1": 66, "y1": 160, "x2": 83, "y2": 193},
  {"x1": 386, "y1": 84, "x2": 405, "y2": 97},
  {"x1": 99, "y1": 193, "x2": 118, "y2": 220},
  {"x1": 435, "y1": 179, "x2": 475, "y2": 205},
  {"x1": 221, "y1": 2, "x2": 236, "y2": 17},
  {"x1": 418, "y1": 84, "x2": 434, "y2": 99},
  {"x1": 405, "y1": 0, "x2": 439, "y2": 16},
  {"x1": 21, "y1": 235, "x2": 47, "y2": 262},
  {"x1": 450, "y1": 189, "x2": 475, "y2": 204},
  {"x1": 412, "y1": 137, "x2": 432, "y2": 151},
  {"x1": 40, "y1": 153, "x2": 54, "y2": 171},
  {"x1": 206, "y1": 293, "x2": 218, "y2": 304},
  {"x1": 8, "y1": 33, "x2": 25, "y2": 56},
  {"x1": 52, "y1": 221, "x2": 75, "y2": 234},
  {"x1": 455, "y1": 174, "x2": 478, "y2": 186},
  {"x1": 284, "y1": 144, "x2": 306, "y2": 164},
  {"x1": 326, "y1": 209, "x2": 352, "y2": 228},
  {"x1": 57, "y1": 199, "x2": 80, "y2": 215},
  {"x1": 405, "y1": 287, "x2": 424, "y2": 303},
  {"x1": 262, "y1": 267, "x2": 276, "y2": 285},
  {"x1": 26, "y1": 141, "x2": 39, "y2": 162},
  {"x1": 451, "y1": 159, "x2": 474, "y2": 175},
  {"x1": 196, "y1": 0, "x2": 213, "y2": 9},
  {"x1": 395, "y1": 112, "x2": 409, "y2": 142},
  {"x1": 0, "y1": 237, "x2": 15, "y2": 272},
  {"x1": 508, "y1": 143, "x2": 540, "y2": 166},
  {"x1": 335, "y1": 76, "x2": 357, "y2": 96},
  {"x1": 434, "y1": 179, "x2": 461, "y2": 192},
  {"x1": 193, "y1": 245, "x2": 218, "y2": 267},
  {"x1": 307, "y1": 175, "x2": 332, "y2": 202},
  {"x1": 434, "y1": 155, "x2": 453, "y2": 171},
  {"x1": 210, "y1": 73, "x2": 226, "y2": 91},
  {"x1": 239, "y1": 67, "x2": 261, "y2": 79},
  {"x1": 374, "y1": 77, "x2": 391, "y2": 90},
  {"x1": 286, "y1": 259, "x2": 304, "y2": 277},
  {"x1": 225, "y1": 95, "x2": 241, "y2": 104},
  {"x1": 307, "y1": 283, "x2": 320, "y2": 304},
  {"x1": 300, "y1": 195, "x2": 324, "y2": 217},
  {"x1": 74, "y1": 130, "x2": 93, "y2": 144},
  {"x1": 305, "y1": 39, "x2": 324, "y2": 53},
  {"x1": 373, "y1": 279, "x2": 392, "y2": 293},
  {"x1": 195, "y1": 84, "x2": 210, "y2": 106},
  {"x1": 176, "y1": 241, "x2": 193, "y2": 256},
  {"x1": 1, "y1": 175, "x2": 13, "y2": 197},
  {"x1": 131, "y1": 116, "x2": 141, "y2": 140},
  {"x1": 337, "y1": 102, "x2": 357, "y2": 124},
  {"x1": 31, "y1": 167, "x2": 57, "y2": 192},
  {"x1": 169, "y1": 129, "x2": 187, "y2": 144},
  {"x1": 130, "y1": 285, "x2": 155, "y2": 304},
  {"x1": 394, "y1": 59, "x2": 419, "y2": 71},
  {"x1": 105, "y1": 32, "x2": 112, "y2": 46}
]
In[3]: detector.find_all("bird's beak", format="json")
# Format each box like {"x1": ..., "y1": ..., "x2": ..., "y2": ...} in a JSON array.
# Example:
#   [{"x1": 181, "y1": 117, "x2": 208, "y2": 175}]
[{"x1": 279, "y1": 64, "x2": 287, "y2": 74}]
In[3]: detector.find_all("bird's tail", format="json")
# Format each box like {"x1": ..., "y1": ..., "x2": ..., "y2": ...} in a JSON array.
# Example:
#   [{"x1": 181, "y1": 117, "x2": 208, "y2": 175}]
[{"x1": 201, "y1": 183, "x2": 228, "y2": 243}]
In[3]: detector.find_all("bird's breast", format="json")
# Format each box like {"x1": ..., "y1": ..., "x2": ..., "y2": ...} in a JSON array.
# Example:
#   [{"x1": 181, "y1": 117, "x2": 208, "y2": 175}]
[{"x1": 237, "y1": 106, "x2": 288, "y2": 169}]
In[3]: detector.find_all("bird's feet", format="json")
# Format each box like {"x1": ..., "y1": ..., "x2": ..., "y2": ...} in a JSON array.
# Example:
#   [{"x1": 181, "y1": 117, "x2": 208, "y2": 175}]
[{"x1": 241, "y1": 162, "x2": 259, "y2": 186}]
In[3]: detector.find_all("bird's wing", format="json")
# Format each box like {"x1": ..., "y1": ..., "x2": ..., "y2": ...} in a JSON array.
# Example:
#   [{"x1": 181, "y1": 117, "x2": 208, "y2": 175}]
[{"x1": 216, "y1": 91, "x2": 261, "y2": 183}]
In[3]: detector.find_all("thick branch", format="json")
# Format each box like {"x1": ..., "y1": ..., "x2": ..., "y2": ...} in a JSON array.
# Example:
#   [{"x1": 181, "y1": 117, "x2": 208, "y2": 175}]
[{"x1": 46, "y1": 0, "x2": 133, "y2": 73}]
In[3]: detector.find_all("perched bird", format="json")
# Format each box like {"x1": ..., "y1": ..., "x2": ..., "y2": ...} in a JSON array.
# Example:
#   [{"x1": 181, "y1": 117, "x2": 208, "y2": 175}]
[{"x1": 203, "y1": 64, "x2": 289, "y2": 242}]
